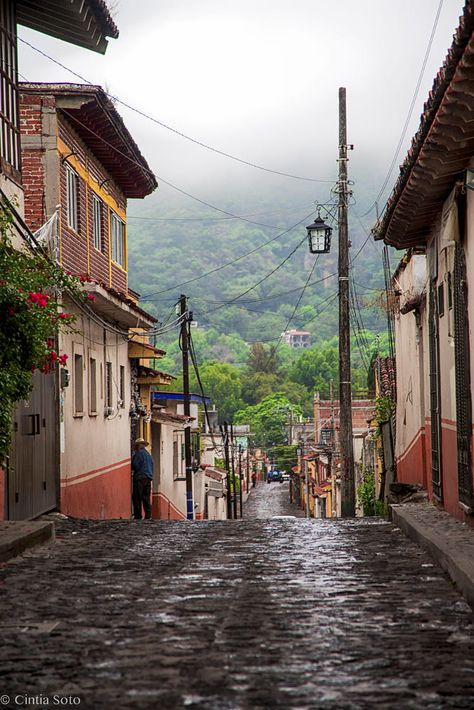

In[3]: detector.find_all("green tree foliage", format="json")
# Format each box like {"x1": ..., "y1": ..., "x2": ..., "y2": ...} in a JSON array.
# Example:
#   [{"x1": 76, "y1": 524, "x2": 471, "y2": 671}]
[
  {"x1": 234, "y1": 394, "x2": 302, "y2": 448},
  {"x1": 246, "y1": 342, "x2": 278, "y2": 374},
  {"x1": 189, "y1": 361, "x2": 243, "y2": 423},
  {"x1": 267, "y1": 444, "x2": 298, "y2": 473},
  {"x1": 288, "y1": 340, "x2": 339, "y2": 394}
]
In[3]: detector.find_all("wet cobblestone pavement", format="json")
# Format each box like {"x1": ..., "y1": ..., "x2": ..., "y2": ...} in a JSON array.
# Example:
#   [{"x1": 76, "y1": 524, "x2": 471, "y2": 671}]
[{"x1": 0, "y1": 483, "x2": 473, "y2": 709}]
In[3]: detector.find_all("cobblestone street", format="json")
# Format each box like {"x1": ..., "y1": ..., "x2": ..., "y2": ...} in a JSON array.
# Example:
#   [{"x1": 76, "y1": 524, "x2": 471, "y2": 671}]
[{"x1": 0, "y1": 483, "x2": 473, "y2": 709}]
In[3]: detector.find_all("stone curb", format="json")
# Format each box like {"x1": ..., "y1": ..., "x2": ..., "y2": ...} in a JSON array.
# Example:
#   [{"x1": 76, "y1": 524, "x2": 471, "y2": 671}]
[
  {"x1": 0, "y1": 521, "x2": 55, "y2": 563},
  {"x1": 390, "y1": 504, "x2": 474, "y2": 609}
]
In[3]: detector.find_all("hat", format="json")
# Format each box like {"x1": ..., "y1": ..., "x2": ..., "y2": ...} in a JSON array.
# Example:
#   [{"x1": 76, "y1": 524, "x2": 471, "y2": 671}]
[{"x1": 135, "y1": 437, "x2": 149, "y2": 446}]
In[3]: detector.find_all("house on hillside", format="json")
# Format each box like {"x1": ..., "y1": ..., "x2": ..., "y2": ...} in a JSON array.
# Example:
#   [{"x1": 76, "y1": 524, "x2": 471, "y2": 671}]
[
  {"x1": 282, "y1": 329, "x2": 311, "y2": 348},
  {"x1": 0, "y1": 0, "x2": 119, "y2": 520},
  {"x1": 373, "y1": 2, "x2": 474, "y2": 524},
  {"x1": 6, "y1": 82, "x2": 158, "y2": 520}
]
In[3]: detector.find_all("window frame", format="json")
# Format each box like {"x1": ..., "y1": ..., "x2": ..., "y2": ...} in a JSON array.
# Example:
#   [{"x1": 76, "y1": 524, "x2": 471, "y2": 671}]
[
  {"x1": 92, "y1": 194, "x2": 102, "y2": 251},
  {"x1": 110, "y1": 210, "x2": 125, "y2": 268},
  {"x1": 66, "y1": 164, "x2": 79, "y2": 232},
  {"x1": 73, "y1": 343, "x2": 85, "y2": 417}
]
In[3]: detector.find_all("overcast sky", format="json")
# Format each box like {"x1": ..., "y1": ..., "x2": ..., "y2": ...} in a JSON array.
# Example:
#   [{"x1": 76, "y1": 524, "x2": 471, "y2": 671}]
[{"x1": 18, "y1": 0, "x2": 465, "y2": 220}]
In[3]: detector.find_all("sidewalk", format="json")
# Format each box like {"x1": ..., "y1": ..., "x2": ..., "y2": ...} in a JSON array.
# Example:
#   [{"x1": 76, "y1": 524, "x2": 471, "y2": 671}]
[
  {"x1": 390, "y1": 501, "x2": 474, "y2": 608},
  {"x1": 0, "y1": 520, "x2": 55, "y2": 563}
]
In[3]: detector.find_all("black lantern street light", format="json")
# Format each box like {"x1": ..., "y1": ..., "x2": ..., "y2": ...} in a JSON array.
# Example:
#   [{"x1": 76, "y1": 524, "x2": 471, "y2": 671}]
[{"x1": 306, "y1": 212, "x2": 332, "y2": 254}]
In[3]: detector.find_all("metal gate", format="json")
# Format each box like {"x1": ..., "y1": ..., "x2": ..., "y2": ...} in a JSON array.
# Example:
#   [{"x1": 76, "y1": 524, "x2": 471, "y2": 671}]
[
  {"x1": 428, "y1": 280, "x2": 443, "y2": 500},
  {"x1": 453, "y1": 244, "x2": 473, "y2": 509},
  {"x1": 7, "y1": 370, "x2": 58, "y2": 519}
]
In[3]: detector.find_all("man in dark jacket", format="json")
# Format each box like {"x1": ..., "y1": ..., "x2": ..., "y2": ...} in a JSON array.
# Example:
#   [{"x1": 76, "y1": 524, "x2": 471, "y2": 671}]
[{"x1": 132, "y1": 437, "x2": 154, "y2": 520}]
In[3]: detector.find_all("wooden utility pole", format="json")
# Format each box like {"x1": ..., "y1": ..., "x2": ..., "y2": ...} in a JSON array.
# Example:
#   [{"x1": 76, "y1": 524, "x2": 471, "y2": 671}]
[
  {"x1": 338, "y1": 87, "x2": 355, "y2": 517},
  {"x1": 222, "y1": 422, "x2": 232, "y2": 520},
  {"x1": 179, "y1": 294, "x2": 194, "y2": 520},
  {"x1": 230, "y1": 423, "x2": 237, "y2": 519},
  {"x1": 238, "y1": 444, "x2": 243, "y2": 518}
]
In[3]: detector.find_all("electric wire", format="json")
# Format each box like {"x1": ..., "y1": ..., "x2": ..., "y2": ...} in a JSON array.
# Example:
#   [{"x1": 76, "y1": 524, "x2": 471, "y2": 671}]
[
  {"x1": 19, "y1": 36, "x2": 335, "y2": 185},
  {"x1": 360, "y1": 0, "x2": 445, "y2": 219}
]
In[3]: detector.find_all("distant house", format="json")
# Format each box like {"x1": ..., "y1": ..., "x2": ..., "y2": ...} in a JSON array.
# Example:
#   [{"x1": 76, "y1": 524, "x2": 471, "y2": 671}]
[
  {"x1": 150, "y1": 392, "x2": 226, "y2": 521},
  {"x1": 313, "y1": 392, "x2": 375, "y2": 517},
  {"x1": 373, "y1": 2, "x2": 474, "y2": 524},
  {"x1": 7, "y1": 82, "x2": 157, "y2": 520},
  {"x1": 282, "y1": 329, "x2": 311, "y2": 348}
]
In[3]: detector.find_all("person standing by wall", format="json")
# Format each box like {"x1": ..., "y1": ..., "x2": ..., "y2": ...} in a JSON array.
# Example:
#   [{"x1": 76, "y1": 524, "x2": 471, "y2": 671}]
[{"x1": 132, "y1": 438, "x2": 154, "y2": 520}]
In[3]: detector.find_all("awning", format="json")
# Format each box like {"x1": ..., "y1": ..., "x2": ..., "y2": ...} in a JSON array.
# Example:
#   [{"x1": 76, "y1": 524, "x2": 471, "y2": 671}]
[
  {"x1": 151, "y1": 411, "x2": 194, "y2": 427},
  {"x1": 129, "y1": 340, "x2": 165, "y2": 359},
  {"x1": 137, "y1": 364, "x2": 175, "y2": 386},
  {"x1": 205, "y1": 467, "x2": 226, "y2": 481}
]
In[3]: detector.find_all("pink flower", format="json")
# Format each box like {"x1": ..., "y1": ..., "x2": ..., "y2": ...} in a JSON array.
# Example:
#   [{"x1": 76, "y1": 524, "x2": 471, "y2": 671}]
[
  {"x1": 86, "y1": 293, "x2": 96, "y2": 302},
  {"x1": 59, "y1": 354, "x2": 69, "y2": 366},
  {"x1": 7, "y1": 307, "x2": 14, "y2": 316}
]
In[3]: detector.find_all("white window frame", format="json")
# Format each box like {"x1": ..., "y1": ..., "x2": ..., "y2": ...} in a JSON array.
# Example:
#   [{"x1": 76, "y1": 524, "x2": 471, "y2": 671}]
[
  {"x1": 66, "y1": 165, "x2": 78, "y2": 232},
  {"x1": 92, "y1": 194, "x2": 102, "y2": 251},
  {"x1": 110, "y1": 210, "x2": 125, "y2": 267},
  {"x1": 73, "y1": 343, "x2": 85, "y2": 417}
]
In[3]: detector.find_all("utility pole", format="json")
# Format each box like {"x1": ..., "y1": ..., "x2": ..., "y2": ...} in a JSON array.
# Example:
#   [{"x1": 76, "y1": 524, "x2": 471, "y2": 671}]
[
  {"x1": 180, "y1": 294, "x2": 194, "y2": 521},
  {"x1": 238, "y1": 444, "x2": 243, "y2": 518},
  {"x1": 338, "y1": 87, "x2": 355, "y2": 517},
  {"x1": 230, "y1": 423, "x2": 237, "y2": 519},
  {"x1": 222, "y1": 422, "x2": 232, "y2": 520}
]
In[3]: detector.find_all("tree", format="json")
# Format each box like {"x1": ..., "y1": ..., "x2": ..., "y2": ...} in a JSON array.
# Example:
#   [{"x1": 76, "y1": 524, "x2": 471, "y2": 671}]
[
  {"x1": 189, "y1": 361, "x2": 243, "y2": 423},
  {"x1": 246, "y1": 342, "x2": 279, "y2": 374},
  {"x1": 234, "y1": 393, "x2": 302, "y2": 449}
]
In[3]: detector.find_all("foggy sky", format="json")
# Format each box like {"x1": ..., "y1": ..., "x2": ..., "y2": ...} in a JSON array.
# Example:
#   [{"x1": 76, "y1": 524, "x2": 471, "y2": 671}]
[{"x1": 18, "y1": 0, "x2": 464, "y2": 219}]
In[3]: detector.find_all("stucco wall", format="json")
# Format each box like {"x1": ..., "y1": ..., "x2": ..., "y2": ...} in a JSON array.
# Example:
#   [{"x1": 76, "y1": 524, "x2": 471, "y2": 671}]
[{"x1": 58, "y1": 300, "x2": 132, "y2": 519}]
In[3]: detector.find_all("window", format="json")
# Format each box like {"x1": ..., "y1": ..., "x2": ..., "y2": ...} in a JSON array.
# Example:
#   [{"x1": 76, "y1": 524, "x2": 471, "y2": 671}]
[
  {"x1": 448, "y1": 271, "x2": 453, "y2": 310},
  {"x1": 105, "y1": 361, "x2": 112, "y2": 409},
  {"x1": 92, "y1": 195, "x2": 102, "y2": 251},
  {"x1": 173, "y1": 432, "x2": 185, "y2": 480},
  {"x1": 74, "y1": 352, "x2": 84, "y2": 415},
  {"x1": 110, "y1": 211, "x2": 125, "y2": 267},
  {"x1": 66, "y1": 165, "x2": 78, "y2": 231},
  {"x1": 89, "y1": 356, "x2": 97, "y2": 415},
  {"x1": 438, "y1": 282, "x2": 445, "y2": 318},
  {"x1": 119, "y1": 365, "x2": 125, "y2": 408},
  {"x1": 0, "y1": 0, "x2": 20, "y2": 177}
]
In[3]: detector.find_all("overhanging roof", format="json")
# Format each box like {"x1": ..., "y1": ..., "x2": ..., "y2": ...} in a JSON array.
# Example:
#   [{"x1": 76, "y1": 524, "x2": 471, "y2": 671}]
[
  {"x1": 373, "y1": 2, "x2": 474, "y2": 248},
  {"x1": 19, "y1": 83, "x2": 157, "y2": 199},
  {"x1": 17, "y1": 0, "x2": 119, "y2": 55},
  {"x1": 82, "y1": 282, "x2": 156, "y2": 329}
]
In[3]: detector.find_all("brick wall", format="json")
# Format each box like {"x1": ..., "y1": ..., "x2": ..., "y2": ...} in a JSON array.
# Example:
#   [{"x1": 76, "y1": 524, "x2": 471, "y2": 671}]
[
  {"x1": 19, "y1": 93, "x2": 128, "y2": 296},
  {"x1": 20, "y1": 95, "x2": 45, "y2": 231}
]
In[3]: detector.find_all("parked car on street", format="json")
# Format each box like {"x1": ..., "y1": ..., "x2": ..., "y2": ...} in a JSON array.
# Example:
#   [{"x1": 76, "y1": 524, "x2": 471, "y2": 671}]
[{"x1": 267, "y1": 470, "x2": 283, "y2": 483}]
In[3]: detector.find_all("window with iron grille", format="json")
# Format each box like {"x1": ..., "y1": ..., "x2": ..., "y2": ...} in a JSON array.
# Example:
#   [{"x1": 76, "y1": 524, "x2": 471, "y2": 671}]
[
  {"x1": 92, "y1": 194, "x2": 102, "y2": 251},
  {"x1": 105, "y1": 361, "x2": 112, "y2": 409},
  {"x1": 119, "y1": 365, "x2": 125, "y2": 408},
  {"x1": 110, "y1": 210, "x2": 125, "y2": 267},
  {"x1": 89, "y1": 356, "x2": 97, "y2": 415},
  {"x1": 66, "y1": 165, "x2": 78, "y2": 231},
  {"x1": 0, "y1": 0, "x2": 20, "y2": 179}
]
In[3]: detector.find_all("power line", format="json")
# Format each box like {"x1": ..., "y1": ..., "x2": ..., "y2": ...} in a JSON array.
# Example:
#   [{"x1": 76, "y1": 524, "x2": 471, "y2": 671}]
[
  {"x1": 60, "y1": 107, "x2": 301, "y2": 231},
  {"x1": 19, "y1": 36, "x2": 335, "y2": 185},
  {"x1": 360, "y1": 0, "x2": 444, "y2": 218},
  {"x1": 127, "y1": 201, "x2": 315, "y2": 223},
  {"x1": 142, "y1": 212, "x2": 316, "y2": 299},
  {"x1": 264, "y1": 255, "x2": 321, "y2": 363}
]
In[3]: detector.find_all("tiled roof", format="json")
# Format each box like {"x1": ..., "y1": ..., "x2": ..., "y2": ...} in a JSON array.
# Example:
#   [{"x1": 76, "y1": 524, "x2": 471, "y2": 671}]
[
  {"x1": 378, "y1": 357, "x2": 396, "y2": 401},
  {"x1": 19, "y1": 83, "x2": 157, "y2": 199},
  {"x1": 17, "y1": 0, "x2": 118, "y2": 55},
  {"x1": 373, "y1": 1, "x2": 474, "y2": 248}
]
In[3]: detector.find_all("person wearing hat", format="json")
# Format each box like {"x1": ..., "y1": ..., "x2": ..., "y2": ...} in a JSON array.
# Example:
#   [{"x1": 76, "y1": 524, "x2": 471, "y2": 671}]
[{"x1": 132, "y1": 437, "x2": 154, "y2": 520}]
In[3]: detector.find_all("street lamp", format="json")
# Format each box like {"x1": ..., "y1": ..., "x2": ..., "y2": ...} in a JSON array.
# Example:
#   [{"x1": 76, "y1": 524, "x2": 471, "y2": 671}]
[{"x1": 306, "y1": 212, "x2": 332, "y2": 254}]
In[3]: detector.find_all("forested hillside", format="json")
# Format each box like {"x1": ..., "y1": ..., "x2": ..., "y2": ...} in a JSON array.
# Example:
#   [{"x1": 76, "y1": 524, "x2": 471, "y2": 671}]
[{"x1": 126, "y1": 183, "x2": 393, "y2": 430}]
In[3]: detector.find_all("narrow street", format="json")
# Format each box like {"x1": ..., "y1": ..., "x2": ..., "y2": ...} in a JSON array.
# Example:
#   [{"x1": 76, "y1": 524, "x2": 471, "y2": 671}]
[{"x1": 0, "y1": 485, "x2": 473, "y2": 710}]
